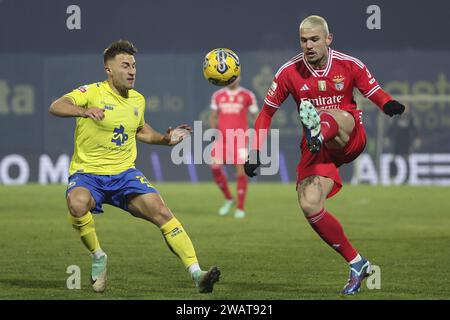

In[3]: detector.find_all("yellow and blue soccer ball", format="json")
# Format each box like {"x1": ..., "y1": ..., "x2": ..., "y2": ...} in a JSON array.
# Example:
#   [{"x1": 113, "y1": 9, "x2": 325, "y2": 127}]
[{"x1": 203, "y1": 48, "x2": 241, "y2": 86}]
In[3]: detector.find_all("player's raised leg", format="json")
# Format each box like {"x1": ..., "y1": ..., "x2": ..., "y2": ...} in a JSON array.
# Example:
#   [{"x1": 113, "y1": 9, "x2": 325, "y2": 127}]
[
  {"x1": 297, "y1": 175, "x2": 371, "y2": 294},
  {"x1": 211, "y1": 163, "x2": 235, "y2": 216},
  {"x1": 298, "y1": 100, "x2": 355, "y2": 153},
  {"x1": 320, "y1": 108, "x2": 356, "y2": 149},
  {"x1": 127, "y1": 193, "x2": 221, "y2": 293},
  {"x1": 234, "y1": 164, "x2": 248, "y2": 219},
  {"x1": 66, "y1": 187, "x2": 107, "y2": 293}
]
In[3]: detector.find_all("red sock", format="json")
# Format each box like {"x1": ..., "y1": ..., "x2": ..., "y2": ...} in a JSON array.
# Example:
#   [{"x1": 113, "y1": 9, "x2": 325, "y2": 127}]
[
  {"x1": 319, "y1": 112, "x2": 339, "y2": 142},
  {"x1": 307, "y1": 208, "x2": 358, "y2": 262},
  {"x1": 211, "y1": 166, "x2": 233, "y2": 200},
  {"x1": 236, "y1": 174, "x2": 248, "y2": 210}
]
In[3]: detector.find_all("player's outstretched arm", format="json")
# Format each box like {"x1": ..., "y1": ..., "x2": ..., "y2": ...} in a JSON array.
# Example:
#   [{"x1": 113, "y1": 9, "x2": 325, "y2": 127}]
[
  {"x1": 244, "y1": 104, "x2": 277, "y2": 177},
  {"x1": 367, "y1": 90, "x2": 405, "y2": 117},
  {"x1": 49, "y1": 97, "x2": 105, "y2": 120},
  {"x1": 382, "y1": 100, "x2": 405, "y2": 117},
  {"x1": 354, "y1": 63, "x2": 405, "y2": 117},
  {"x1": 136, "y1": 123, "x2": 192, "y2": 146}
]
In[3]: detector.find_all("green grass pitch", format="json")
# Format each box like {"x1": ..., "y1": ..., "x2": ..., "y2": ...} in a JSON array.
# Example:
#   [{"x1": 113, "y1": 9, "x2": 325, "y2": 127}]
[{"x1": 0, "y1": 183, "x2": 449, "y2": 300}]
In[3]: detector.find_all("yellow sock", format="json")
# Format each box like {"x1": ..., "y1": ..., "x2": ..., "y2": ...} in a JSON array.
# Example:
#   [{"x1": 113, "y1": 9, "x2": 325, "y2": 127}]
[
  {"x1": 160, "y1": 217, "x2": 198, "y2": 268},
  {"x1": 68, "y1": 212, "x2": 101, "y2": 254}
]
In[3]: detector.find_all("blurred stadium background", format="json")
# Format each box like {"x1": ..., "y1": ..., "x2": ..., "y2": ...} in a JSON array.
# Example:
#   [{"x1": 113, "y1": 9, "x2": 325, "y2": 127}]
[{"x1": 1, "y1": 0, "x2": 450, "y2": 300}]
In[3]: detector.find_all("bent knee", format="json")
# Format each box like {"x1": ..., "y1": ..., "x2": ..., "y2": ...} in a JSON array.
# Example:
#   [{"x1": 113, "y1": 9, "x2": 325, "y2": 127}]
[
  {"x1": 152, "y1": 205, "x2": 174, "y2": 225},
  {"x1": 337, "y1": 111, "x2": 355, "y2": 135},
  {"x1": 67, "y1": 194, "x2": 92, "y2": 217},
  {"x1": 299, "y1": 198, "x2": 323, "y2": 217}
]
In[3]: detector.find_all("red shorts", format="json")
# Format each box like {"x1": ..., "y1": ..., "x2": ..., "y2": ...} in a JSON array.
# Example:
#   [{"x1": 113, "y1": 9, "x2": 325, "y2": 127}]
[
  {"x1": 296, "y1": 109, "x2": 366, "y2": 198},
  {"x1": 211, "y1": 136, "x2": 248, "y2": 165}
]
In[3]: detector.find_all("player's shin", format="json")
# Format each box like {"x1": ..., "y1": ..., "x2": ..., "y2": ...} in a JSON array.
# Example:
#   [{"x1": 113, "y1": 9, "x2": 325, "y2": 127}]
[
  {"x1": 319, "y1": 112, "x2": 339, "y2": 142},
  {"x1": 68, "y1": 211, "x2": 103, "y2": 255},
  {"x1": 236, "y1": 174, "x2": 248, "y2": 210},
  {"x1": 211, "y1": 166, "x2": 233, "y2": 200},
  {"x1": 306, "y1": 208, "x2": 358, "y2": 262},
  {"x1": 160, "y1": 217, "x2": 199, "y2": 272}
]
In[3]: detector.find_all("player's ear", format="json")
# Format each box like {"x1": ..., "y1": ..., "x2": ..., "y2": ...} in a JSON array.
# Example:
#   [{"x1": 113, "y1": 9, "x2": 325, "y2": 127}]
[
  {"x1": 104, "y1": 63, "x2": 112, "y2": 76},
  {"x1": 326, "y1": 33, "x2": 333, "y2": 46}
]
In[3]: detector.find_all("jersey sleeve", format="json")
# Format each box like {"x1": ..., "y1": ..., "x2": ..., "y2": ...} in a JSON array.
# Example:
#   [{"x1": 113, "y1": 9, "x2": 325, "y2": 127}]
[
  {"x1": 353, "y1": 61, "x2": 381, "y2": 99},
  {"x1": 248, "y1": 91, "x2": 259, "y2": 114},
  {"x1": 138, "y1": 96, "x2": 146, "y2": 129},
  {"x1": 264, "y1": 70, "x2": 290, "y2": 109},
  {"x1": 64, "y1": 84, "x2": 95, "y2": 108}
]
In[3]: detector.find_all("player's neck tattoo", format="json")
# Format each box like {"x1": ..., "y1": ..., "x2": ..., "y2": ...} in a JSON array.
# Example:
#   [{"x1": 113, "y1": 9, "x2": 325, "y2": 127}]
[{"x1": 311, "y1": 54, "x2": 328, "y2": 69}]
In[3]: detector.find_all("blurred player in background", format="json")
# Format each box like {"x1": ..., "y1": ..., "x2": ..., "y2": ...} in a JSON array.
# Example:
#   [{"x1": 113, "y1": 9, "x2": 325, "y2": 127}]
[
  {"x1": 49, "y1": 40, "x2": 220, "y2": 294},
  {"x1": 209, "y1": 76, "x2": 259, "y2": 218},
  {"x1": 244, "y1": 16, "x2": 405, "y2": 294}
]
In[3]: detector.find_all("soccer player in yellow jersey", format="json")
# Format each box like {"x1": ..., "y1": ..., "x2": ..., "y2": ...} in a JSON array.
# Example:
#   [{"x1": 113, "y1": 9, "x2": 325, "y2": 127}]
[{"x1": 49, "y1": 40, "x2": 220, "y2": 293}]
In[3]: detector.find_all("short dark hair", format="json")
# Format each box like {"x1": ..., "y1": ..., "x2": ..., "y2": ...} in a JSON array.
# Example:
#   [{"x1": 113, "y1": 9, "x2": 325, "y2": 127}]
[{"x1": 103, "y1": 40, "x2": 138, "y2": 64}]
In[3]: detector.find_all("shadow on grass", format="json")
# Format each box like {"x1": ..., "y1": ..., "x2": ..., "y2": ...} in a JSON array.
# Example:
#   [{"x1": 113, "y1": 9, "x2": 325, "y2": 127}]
[{"x1": 0, "y1": 278, "x2": 64, "y2": 289}]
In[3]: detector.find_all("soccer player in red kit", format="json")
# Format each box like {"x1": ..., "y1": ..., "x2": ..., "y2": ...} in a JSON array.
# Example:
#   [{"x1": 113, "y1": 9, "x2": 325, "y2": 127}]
[
  {"x1": 209, "y1": 76, "x2": 259, "y2": 218},
  {"x1": 244, "y1": 16, "x2": 405, "y2": 295}
]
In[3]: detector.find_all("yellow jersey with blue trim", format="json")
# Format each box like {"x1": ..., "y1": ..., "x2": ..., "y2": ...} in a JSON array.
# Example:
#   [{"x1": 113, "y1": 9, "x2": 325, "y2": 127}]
[{"x1": 64, "y1": 81, "x2": 146, "y2": 175}]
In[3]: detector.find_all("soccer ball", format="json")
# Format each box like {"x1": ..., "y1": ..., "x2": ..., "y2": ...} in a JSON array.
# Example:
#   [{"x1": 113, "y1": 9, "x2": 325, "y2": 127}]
[{"x1": 203, "y1": 48, "x2": 241, "y2": 86}]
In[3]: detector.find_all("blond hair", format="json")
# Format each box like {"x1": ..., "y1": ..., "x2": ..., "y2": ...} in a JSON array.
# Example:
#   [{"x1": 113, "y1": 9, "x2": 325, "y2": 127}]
[{"x1": 299, "y1": 15, "x2": 329, "y2": 36}]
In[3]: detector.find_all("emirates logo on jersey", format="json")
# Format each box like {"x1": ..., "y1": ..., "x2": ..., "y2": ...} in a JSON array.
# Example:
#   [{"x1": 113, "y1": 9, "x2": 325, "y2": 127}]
[
  {"x1": 301, "y1": 95, "x2": 344, "y2": 109},
  {"x1": 332, "y1": 75, "x2": 345, "y2": 91}
]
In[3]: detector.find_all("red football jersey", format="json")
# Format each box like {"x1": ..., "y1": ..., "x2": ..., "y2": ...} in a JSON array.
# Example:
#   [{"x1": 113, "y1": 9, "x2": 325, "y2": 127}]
[
  {"x1": 264, "y1": 48, "x2": 381, "y2": 115},
  {"x1": 211, "y1": 86, "x2": 259, "y2": 132}
]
